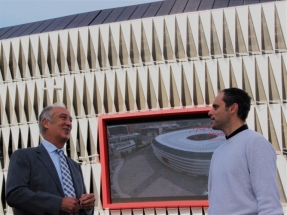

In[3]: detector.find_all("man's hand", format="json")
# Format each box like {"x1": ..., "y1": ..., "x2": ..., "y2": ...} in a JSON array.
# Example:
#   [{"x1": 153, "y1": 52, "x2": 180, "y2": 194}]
[
  {"x1": 79, "y1": 193, "x2": 95, "y2": 210},
  {"x1": 61, "y1": 197, "x2": 81, "y2": 214}
]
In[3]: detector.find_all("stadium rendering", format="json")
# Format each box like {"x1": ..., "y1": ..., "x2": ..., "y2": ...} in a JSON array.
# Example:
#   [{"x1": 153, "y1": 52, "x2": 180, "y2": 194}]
[
  {"x1": 152, "y1": 128, "x2": 224, "y2": 176},
  {"x1": 0, "y1": 0, "x2": 286, "y2": 214}
]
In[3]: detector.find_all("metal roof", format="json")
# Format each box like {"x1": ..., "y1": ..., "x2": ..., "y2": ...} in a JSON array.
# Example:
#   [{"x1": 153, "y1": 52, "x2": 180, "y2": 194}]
[{"x1": 0, "y1": 0, "x2": 276, "y2": 40}]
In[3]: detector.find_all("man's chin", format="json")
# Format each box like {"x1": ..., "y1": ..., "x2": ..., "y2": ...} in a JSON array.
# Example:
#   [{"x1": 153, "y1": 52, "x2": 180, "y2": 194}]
[
  {"x1": 61, "y1": 135, "x2": 70, "y2": 142},
  {"x1": 211, "y1": 125, "x2": 223, "y2": 132}
]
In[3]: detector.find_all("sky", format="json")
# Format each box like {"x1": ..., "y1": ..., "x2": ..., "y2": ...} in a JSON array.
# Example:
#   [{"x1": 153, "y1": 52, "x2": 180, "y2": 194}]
[{"x1": 0, "y1": 0, "x2": 160, "y2": 28}]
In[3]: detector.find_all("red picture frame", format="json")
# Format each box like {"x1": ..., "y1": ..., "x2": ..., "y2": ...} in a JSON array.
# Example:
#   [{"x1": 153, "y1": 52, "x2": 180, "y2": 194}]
[{"x1": 98, "y1": 107, "x2": 218, "y2": 210}]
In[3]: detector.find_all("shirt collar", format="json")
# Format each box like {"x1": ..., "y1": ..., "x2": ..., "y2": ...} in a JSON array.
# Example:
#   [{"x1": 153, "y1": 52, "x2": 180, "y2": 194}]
[
  {"x1": 42, "y1": 139, "x2": 63, "y2": 153},
  {"x1": 226, "y1": 124, "x2": 248, "y2": 140}
]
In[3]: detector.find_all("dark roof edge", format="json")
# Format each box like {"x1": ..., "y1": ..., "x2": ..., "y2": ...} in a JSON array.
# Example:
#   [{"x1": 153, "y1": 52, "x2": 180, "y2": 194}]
[{"x1": 0, "y1": 0, "x2": 277, "y2": 40}]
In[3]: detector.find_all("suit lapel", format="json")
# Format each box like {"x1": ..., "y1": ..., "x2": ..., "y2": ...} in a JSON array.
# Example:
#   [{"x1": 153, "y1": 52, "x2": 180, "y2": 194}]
[{"x1": 36, "y1": 144, "x2": 65, "y2": 196}]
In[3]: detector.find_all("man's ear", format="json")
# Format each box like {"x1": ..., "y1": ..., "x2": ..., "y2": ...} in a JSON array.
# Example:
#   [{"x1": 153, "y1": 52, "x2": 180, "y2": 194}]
[
  {"x1": 42, "y1": 118, "x2": 50, "y2": 130},
  {"x1": 230, "y1": 103, "x2": 239, "y2": 113}
]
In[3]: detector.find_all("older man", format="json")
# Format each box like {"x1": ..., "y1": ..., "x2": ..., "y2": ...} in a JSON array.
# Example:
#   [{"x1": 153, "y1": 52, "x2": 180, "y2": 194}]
[
  {"x1": 208, "y1": 88, "x2": 282, "y2": 215},
  {"x1": 6, "y1": 103, "x2": 95, "y2": 215}
]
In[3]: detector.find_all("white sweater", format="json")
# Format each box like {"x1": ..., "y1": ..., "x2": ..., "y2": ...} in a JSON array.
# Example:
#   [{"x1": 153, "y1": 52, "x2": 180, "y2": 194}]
[{"x1": 208, "y1": 129, "x2": 283, "y2": 215}]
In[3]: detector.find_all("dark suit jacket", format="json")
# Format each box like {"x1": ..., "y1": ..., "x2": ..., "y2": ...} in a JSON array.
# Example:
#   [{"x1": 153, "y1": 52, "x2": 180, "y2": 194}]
[{"x1": 6, "y1": 144, "x2": 91, "y2": 215}]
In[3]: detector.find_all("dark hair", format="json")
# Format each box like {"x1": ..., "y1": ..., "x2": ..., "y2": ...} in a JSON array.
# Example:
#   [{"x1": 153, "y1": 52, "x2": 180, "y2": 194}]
[{"x1": 221, "y1": 88, "x2": 251, "y2": 121}]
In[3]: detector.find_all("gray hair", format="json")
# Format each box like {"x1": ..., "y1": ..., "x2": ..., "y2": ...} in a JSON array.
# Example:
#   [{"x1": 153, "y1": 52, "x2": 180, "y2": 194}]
[{"x1": 38, "y1": 103, "x2": 67, "y2": 136}]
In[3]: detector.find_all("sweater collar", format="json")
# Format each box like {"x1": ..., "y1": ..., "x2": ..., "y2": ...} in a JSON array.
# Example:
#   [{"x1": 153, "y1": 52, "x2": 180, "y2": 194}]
[{"x1": 226, "y1": 124, "x2": 248, "y2": 139}]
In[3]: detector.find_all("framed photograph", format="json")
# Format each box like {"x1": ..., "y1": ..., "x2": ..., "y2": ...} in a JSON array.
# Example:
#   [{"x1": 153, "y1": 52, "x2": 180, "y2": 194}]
[{"x1": 98, "y1": 107, "x2": 225, "y2": 209}]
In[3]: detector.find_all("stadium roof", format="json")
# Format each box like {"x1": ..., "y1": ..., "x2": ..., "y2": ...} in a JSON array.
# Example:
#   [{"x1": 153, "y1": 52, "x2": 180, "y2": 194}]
[{"x1": 0, "y1": 0, "x2": 278, "y2": 40}]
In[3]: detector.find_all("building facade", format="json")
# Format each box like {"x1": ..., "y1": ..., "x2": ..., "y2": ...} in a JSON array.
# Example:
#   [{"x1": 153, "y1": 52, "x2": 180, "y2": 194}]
[{"x1": 0, "y1": 0, "x2": 286, "y2": 214}]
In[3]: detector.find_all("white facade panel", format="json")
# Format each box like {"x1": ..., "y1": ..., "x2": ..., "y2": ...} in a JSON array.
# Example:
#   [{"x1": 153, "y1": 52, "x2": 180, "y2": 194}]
[
  {"x1": 230, "y1": 57, "x2": 243, "y2": 88},
  {"x1": 242, "y1": 57, "x2": 256, "y2": 97},
  {"x1": 217, "y1": 58, "x2": 230, "y2": 88},
  {"x1": 199, "y1": 11, "x2": 211, "y2": 54},
  {"x1": 255, "y1": 55, "x2": 269, "y2": 100},
  {"x1": 262, "y1": 3, "x2": 275, "y2": 50},
  {"x1": 276, "y1": 1, "x2": 287, "y2": 46},
  {"x1": 249, "y1": 5, "x2": 262, "y2": 51},
  {"x1": 148, "y1": 65, "x2": 159, "y2": 101},
  {"x1": 187, "y1": 13, "x2": 199, "y2": 55},
  {"x1": 142, "y1": 19, "x2": 153, "y2": 57},
  {"x1": 236, "y1": 7, "x2": 249, "y2": 52},
  {"x1": 175, "y1": 14, "x2": 187, "y2": 55},
  {"x1": 164, "y1": 15, "x2": 176, "y2": 55},
  {"x1": 269, "y1": 54, "x2": 283, "y2": 100},
  {"x1": 206, "y1": 59, "x2": 218, "y2": 94},
  {"x1": 120, "y1": 22, "x2": 131, "y2": 56}
]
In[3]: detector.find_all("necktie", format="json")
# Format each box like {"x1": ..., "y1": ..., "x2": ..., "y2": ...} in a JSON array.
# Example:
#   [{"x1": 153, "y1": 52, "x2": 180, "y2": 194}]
[{"x1": 57, "y1": 149, "x2": 76, "y2": 197}]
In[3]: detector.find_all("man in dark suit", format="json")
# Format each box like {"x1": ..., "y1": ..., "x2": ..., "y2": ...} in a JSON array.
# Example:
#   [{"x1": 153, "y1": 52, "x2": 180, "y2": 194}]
[{"x1": 6, "y1": 103, "x2": 95, "y2": 215}]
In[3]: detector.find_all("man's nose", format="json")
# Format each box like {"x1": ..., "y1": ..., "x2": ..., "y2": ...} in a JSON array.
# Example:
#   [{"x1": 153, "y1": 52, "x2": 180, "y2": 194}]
[
  {"x1": 66, "y1": 119, "x2": 72, "y2": 126},
  {"x1": 66, "y1": 121, "x2": 72, "y2": 130}
]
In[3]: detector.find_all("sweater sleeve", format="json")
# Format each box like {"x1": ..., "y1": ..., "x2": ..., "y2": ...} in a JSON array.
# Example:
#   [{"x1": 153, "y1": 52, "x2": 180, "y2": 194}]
[{"x1": 246, "y1": 136, "x2": 282, "y2": 215}]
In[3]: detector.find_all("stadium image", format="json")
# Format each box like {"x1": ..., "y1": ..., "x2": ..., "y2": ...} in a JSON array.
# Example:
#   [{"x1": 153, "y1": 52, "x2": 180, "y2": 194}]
[
  {"x1": 152, "y1": 128, "x2": 224, "y2": 176},
  {"x1": 106, "y1": 117, "x2": 224, "y2": 203}
]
